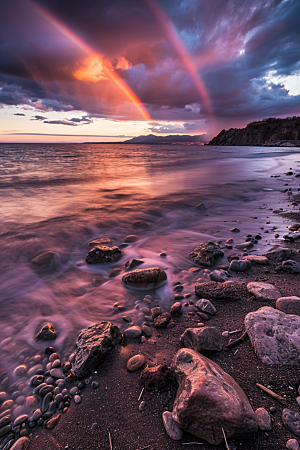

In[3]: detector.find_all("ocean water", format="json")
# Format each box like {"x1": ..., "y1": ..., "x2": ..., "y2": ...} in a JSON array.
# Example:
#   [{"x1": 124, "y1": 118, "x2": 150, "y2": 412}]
[{"x1": 0, "y1": 142, "x2": 300, "y2": 373}]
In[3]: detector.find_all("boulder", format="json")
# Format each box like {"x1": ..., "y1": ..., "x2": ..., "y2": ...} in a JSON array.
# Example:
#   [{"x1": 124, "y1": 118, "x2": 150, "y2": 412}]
[
  {"x1": 247, "y1": 282, "x2": 281, "y2": 301},
  {"x1": 281, "y1": 260, "x2": 300, "y2": 274},
  {"x1": 196, "y1": 298, "x2": 216, "y2": 315},
  {"x1": 140, "y1": 364, "x2": 170, "y2": 391},
  {"x1": 122, "y1": 267, "x2": 167, "y2": 289},
  {"x1": 74, "y1": 321, "x2": 122, "y2": 379},
  {"x1": 171, "y1": 349, "x2": 257, "y2": 444},
  {"x1": 209, "y1": 269, "x2": 228, "y2": 282},
  {"x1": 242, "y1": 255, "x2": 268, "y2": 265},
  {"x1": 276, "y1": 296, "x2": 300, "y2": 316},
  {"x1": 245, "y1": 307, "x2": 300, "y2": 365},
  {"x1": 85, "y1": 246, "x2": 122, "y2": 264},
  {"x1": 195, "y1": 281, "x2": 247, "y2": 301},
  {"x1": 190, "y1": 241, "x2": 224, "y2": 267},
  {"x1": 229, "y1": 260, "x2": 252, "y2": 272},
  {"x1": 180, "y1": 327, "x2": 222, "y2": 352},
  {"x1": 263, "y1": 246, "x2": 291, "y2": 261},
  {"x1": 33, "y1": 322, "x2": 56, "y2": 341}
]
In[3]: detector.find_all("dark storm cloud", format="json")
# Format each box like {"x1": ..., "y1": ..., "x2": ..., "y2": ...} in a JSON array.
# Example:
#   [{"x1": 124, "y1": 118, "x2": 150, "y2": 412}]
[{"x1": 0, "y1": 0, "x2": 299, "y2": 130}]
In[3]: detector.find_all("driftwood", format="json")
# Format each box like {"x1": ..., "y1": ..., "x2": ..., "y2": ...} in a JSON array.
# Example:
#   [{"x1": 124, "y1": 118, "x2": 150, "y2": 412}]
[
  {"x1": 256, "y1": 383, "x2": 286, "y2": 404},
  {"x1": 223, "y1": 330, "x2": 249, "y2": 349}
]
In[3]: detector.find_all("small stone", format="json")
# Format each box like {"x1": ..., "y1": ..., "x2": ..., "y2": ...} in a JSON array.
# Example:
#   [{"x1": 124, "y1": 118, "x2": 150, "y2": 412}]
[
  {"x1": 31, "y1": 251, "x2": 54, "y2": 265},
  {"x1": 286, "y1": 438, "x2": 300, "y2": 450},
  {"x1": 126, "y1": 354, "x2": 146, "y2": 372},
  {"x1": 160, "y1": 252, "x2": 167, "y2": 257},
  {"x1": 195, "y1": 203, "x2": 206, "y2": 211},
  {"x1": 242, "y1": 255, "x2": 268, "y2": 265},
  {"x1": 170, "y1": 302, "x2": 182, "y2": 316},
  {"x1": 283, "y1": 409, "x2": 300, "y2": 437},
  {"x1": 69, "y1": 386, "x2": 78, "y2": 396},
  {"x1": 86, "y1": 245, "x2": 122, "y2": 264},
  {"x1": 151, "y1": 307, "x2": 162, "y2": 319},
  {"x1": 180, "y1": 327, "x2": 223, "y2": 352},
  {"x1": 45, "y1": 414, "x2": 61, "y2": 429},
  {"x1": 142, "y1": 325, "x2": 152, "y2": 337},
  {"x1": 270, "y1": 407, "x2": 276, "y2": 414},
  {"x1": 263, "y1": 246, "x2": 291, "y2": 261},
  {"x1": 162, "y1": 411, "x2": 183, "y2": 440},
  {"x1": 13, "y1": 415, "x2": 28, "y2": 428},
  {"x1": 255, "y1": 407, "x2": 272, "y2": 431},
  {"x1": 196, "y1": 298, "x2": 216, "y2": 316},
  {"x1": 209, "y1": 269, "x2": 228, "y2": 282},
  {"x1": 62, "y1": 362, "x2": 72, "y2": 373},
  {"x1": 27, "y1": 364, "x2": 44, "y2": 377},
  {"x1": 13, "y1": 366, "x2": 27, "y2": 377},
  {"x1": 140, "y1": 307, "x2": 150, "y2": 315},
  {"x1": 91, "y1": 422, "x2": 98, "y2": 430},
  {"x1": 74, "y1": 395, "x2": 81, "y2": 404},
  {"x1": 34, "y1": 323, "x2": 56, "y2": 341},
  {"x1": 122, "y1": 267, "x2": 167, "y2": 289},
  {"x1": 49, "y1": 353, "x2": 59, "y2": 362},
  {"x1": 9, "y1": 437, "x2": 30, "y2": 450},
  {"x1": 0, "y1": 424, "x2": 12, "y2": 438},
  {"x1": 124, "y1": 326, "x2": 142, "y2": 338},
  {"x1": 125, "y1": 259, "x2": 144, "y2": 270},
  {"x1": 52, "y1": 359, "x2": 61, "y2": 368},
  {"x1": 174, "y1": 294, "x2": 184, "y2": 300},
  {"x1": 139, "y1": 401, "x2": 146, "y2": 411},
  {"x1": 154, "y1": 313, "x2": 171, "y2": 328},
  {"x1": 45, "y1": 346, "x2": 55, "y2": 355},
  {"x1": 109, "y1": 268, "x2": 122, "y2": 278},
  {"x1": 190, "y1": 241, "x2": 224, "y2": 267},
  {"x1": 50, "y1": 369, "x2": 64, "y2": 379},
  {"x1": 234, "y1": 241, "x2": 254, "y2": 250},
  {"x1": 229, "y1": 259, "x2": 252, "y2": 272},
  {"x1": 91, "y1": 381, "x2": 99, "y2": 389}
]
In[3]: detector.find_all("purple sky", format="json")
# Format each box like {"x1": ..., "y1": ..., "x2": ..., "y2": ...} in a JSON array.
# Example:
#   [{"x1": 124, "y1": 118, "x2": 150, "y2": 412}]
[{"x1": 0, "y1": 0, "x2": 300, "y2": 142}]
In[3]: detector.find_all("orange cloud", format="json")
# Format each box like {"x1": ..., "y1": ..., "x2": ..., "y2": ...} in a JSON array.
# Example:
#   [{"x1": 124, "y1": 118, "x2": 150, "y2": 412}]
[
  {"x1": 74, "y1": 55, "x2": 110, "y2": 83},
  {"x1": 116, "y1": 57, "x2": 132, "y2": 71}
]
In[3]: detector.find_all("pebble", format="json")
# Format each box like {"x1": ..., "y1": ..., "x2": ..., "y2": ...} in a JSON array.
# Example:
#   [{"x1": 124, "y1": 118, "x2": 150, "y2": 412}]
[
  {"x1": 33, "y1": 355, "x2": 42, "y2": 363},
  {"x1": 69, "y1": 386, "x2": 78, "y2": 396},
  {"x1": 54, "y1": 393, "x2": 63, "y2": 404},
  {"x1": 50, "y1": 369, "x2": 64, "y2": 379},
  {"x1": 140, "y1": 307, "x2": 150, "y2": 315},
  {"x1": 0, "y1": 415, "x2": 12, "y2": 428},
  {"x1": 154, "y1": 313, "x2": 171, "y2": 328},
  {"x1": 139, "y1": 401, "x2": 146, "y2": 411},
  {"x1": 45, "y1": 347, "x2": 55, "y2": 355},
  {"x1": 28, "y1": 364, "x2": 44, "y2": 378},
  {"x1": 41, "y1": 392, "x2": 53, "y2": 413},
  {"x1": 255, "y1": 407, "x2": 272, "y2": 431},
  {"x1": 74, "y1": 395, "x2": 81, "y2": 404},
  {"x1": 9, "y1": 436, "x2": 30, "y2": 450},
  {"x1": 286, "y1": 439, "x2": 300, "y2": 450},
  {"x1": 142, "y1": 325, "x2": 152, "y2": 337},
  {"x1": 296, "y1": 396, "x2": 300, "y2": 406},
  {"x1": 196, "y1": 311, "x2": 209, "y2": 321},
  {"x1": 91, "y1": 422, "x2": 98, "y2": 430},
  {"x1": 160, "y1": 252, "x2": 167, "y2": 257},
  {"x1": 52, "y1": 359, "x2": 61, "y2": 368},
  {"x1": 46, "y1": 377, "x2": 54, "y2": 385},
  {"x1": 124, "y1": 326, "x2": 142, "y2": 338},
  {"x1": 15, "y1": 396, "x2": 25, "y2": 406},
  {"x1": 270, "y1": 406, "x2": 276, "y2": 414},
  {"x1": 49, "y1": 353, "x2": 59, "y2": 362},
  {"x1": 32, "y1": 409, "x2": 42, "y2": 420},
  {"x1": 196, "y1": 298, "x2": 216, "y2": 315},
  {"x1": 174, "y1": 285, "x2": 184, "y2": 292},
  {"x1": 13, "y1": 366, "x2": 27, "y2": 377},
  {"x1": 91, "y1": 381, "x2": 99, "y2": 389},
  {"x1": 150, "y1": 307, "x2": 162, "y2": 319},
  {"x1": 126, "y1": 354, "x2": 146, "y2": 372},
  {"x1": 0, "y1": 391, "x2": 8, "y2": 402},
  {"x1": 1, "y1": 400, "x2": 14, "y2": 412},
  {"x1": 170, "y1": 302, "x2": 182, "y2": 316},
  {"x1": 0, "y1": 424, "x2": 12, "y2": 438},
  {"x1": 162, "y1": 411, "x2": 183, "y2": 440},
  {"x1": 45, "y1": 413, "x2": 61, "y2": 429},
  {"x1": 141, "y1": 336, "x2": 146, "y2": 343},
  {"x1": 12, "y1": 415, "x2": 28, "y2": 428},
  {"x1": 282, "y1": 409, "x2": 300, "y2": 437}
]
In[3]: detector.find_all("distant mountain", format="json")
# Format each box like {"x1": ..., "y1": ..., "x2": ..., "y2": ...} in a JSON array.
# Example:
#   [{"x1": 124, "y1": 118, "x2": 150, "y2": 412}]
[
  {"x1": 208, "y1": 116, "x2": 300, "y2": 147},
  {"x1": 123, "y1": 134, "x2": 206, "y2": 144}
]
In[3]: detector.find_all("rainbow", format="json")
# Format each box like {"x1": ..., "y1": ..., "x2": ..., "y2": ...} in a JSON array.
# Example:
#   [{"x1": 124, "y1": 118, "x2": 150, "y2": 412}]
[
  {"x1": 26, "y1": 0, "x2": 152, "y2": 121},
  {"x1": 145, "y1": 0, "x2": 213, "y2": 119}
]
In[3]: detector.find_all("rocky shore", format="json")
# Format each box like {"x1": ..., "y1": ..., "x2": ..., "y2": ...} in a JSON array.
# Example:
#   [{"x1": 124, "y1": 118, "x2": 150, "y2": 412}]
[{"x1": 2, "y1": 172, "x2": 300, "y2": 449}]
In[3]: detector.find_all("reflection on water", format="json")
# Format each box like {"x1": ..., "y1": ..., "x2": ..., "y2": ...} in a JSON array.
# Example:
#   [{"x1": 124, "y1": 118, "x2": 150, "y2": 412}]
[{"x1": 0, "y1": 143, "x2": 300, "y2": 374}]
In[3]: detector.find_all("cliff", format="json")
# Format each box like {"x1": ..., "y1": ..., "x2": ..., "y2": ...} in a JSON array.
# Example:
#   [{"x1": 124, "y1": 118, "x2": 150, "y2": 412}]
[{"x1": 209, "y1": 116, "x2": 300, "y2": 146}]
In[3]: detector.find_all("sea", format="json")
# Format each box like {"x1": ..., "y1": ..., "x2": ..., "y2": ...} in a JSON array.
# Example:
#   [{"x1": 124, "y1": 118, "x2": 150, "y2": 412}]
[{"x1": 1, "y1": 142, "x2": 300, "y2": 374}]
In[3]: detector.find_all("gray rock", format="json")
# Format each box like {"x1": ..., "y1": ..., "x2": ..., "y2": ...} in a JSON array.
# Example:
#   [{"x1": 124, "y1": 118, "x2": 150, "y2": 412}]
[
  {"x1": 31, "y1": 251, "x2": 54, "y2": 265},
  {"x1": 33, "y1": 322, "x2": 56, "y2": 341},
  {"x1": 229, "y1": 260, "x2": 252, "y2": 272},
  {"x1": 286, "y1": 438, "x2": 300, "y2": 450},
  {"x1": 125, "y1": 259, "x2": 144, "y2": 270},
  {"x1": 10, "y1": 437, "x2": 30, "y2": 450},
  {"x1": 49, "y1": 369, "x2": 64, "y2": 379},
  {"x1": 234, "y1": 241, "x2": 254, "y2": 250},
  {"x1": 196, "y1": 298, "x2": 216, "y2": 315},
  {"x1": 85, "y1": 246, "x2": 122, "y2": 264},
  {"x1": 150, "y1": 307, "x2": 162, "y2": 319},
  {"x1": 281, "y1": 260, "x2": 300, "y2": 273},
  {"x1": 276, "y1": 296, "x2": 300, "y2": 315},
  {"x1": 122, "y1": 267, "x2": 167, "y2": 289},
  {"x1": 141, "y1": 325, "x2": 152, "y2": 337},
  {"x1": 194, "y1": 203, "x2": 206, "y2": 211},
  {"x1": 190, "y1": 241, "x2": 224, "y2": 267},
  {"x1": 283, "y1": 409, "x2": 300, "y2": 437},
  {"x1": 195, "y1": 281, "x2": 247, "y2": 301},
  {"x1": 209, "y1": 269, "x2": 228, "y2": 282},
  {"x1": 242, "y1": 255, "x2": 269, "y2": 265},
  {"x1": 263, "y1": 246, "x2": 291, "y2": 261},
  {"x1": 255, "y1": 407, "x2": 272, "y2": 431},
  {"x1": 171, "y1": 348, "x2": 257, "y2": 444},
  {"x1": 162, "y1": 411, "x2": 183, "y2": 440},
  {"x1": 74, "y1": 321, "x2": 122, "y2": 379},
  {"x1": 124, "y1": 326, "x2": 142, "y2": 338},
  {"x1": 245, "y1": 306, "x2": 300, "y2": 365},
  {"x1": 247, "y1": 282, "x2": 281, "y2": 301},
  {"x1": 180, "y1": 327, "x2": 222, "y2": 352}
]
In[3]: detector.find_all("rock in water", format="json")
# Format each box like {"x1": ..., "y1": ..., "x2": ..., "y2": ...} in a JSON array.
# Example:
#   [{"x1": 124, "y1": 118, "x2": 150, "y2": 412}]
[
  {"x1": 195, "y1": 281, "x2": 247, "y2": 301},
  {"x1": 171, "y1": 349, "x2": 257, "y2": 445},
  {"x1": 74, "y1": 322, "x2": 122, "y2": 379},
  {"x1": 190, "y1": 241, "x2": 224, "y2": 267},
  {"x1": 245, "y1": 307, "x2": 300, "y2": 365},
  {"x1": 247, "y1": 282, "x2": 281, "y2": 301},
  {"x1": 162, "y1": 411, "x2": 183, "y2": 440},
  {"x1": 31, "y1": 251, "x2": 54, "y2": 265},
  {"x1": 122, "y1": 267, "x2": 167, "y2": 289},
  {"x1": 263, "y1": 246, "x2": 291, "y2": 261},
  {"x1": 180, "y1": 327, "x2": 222, "y2": 352},
  {"x1": 34, "y1": 323, "x2": 56, "y2": 341},
  {"x1": 85, "y1": 246, "x2": 122, "y2": 264}
]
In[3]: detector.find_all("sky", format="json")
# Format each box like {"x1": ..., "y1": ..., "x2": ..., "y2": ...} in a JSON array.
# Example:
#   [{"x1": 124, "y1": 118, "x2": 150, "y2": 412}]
[{"x1": 0, "y1": 0, "x2": 300, "y2": 143}]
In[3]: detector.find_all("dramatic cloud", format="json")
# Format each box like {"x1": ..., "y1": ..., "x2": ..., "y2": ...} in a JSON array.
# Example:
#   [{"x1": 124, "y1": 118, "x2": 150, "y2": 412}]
[{"x1": 0, "y1": 0, "x2": 299, "y2": 135}]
